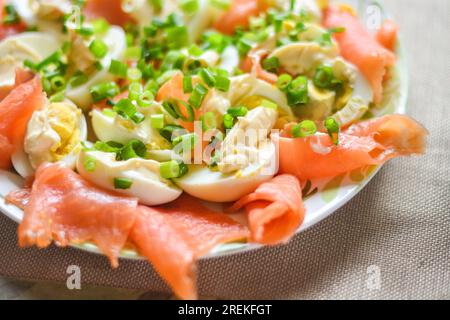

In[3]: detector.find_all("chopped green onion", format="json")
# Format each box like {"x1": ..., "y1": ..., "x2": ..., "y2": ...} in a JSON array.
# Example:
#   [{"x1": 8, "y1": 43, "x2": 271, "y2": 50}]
[
  {"x1": 94, "y1": 141, "x2": 124, "y2": 153},
  {"x1": 113, "y1": 98, "x2": 145, "y2": 124},
  {"x1": 49, "y1": 91, "x2": 66, "y2": 103},
  {"x1": 128, "y1": 82, "x2": 143, "y2": 100},
  {"x1": 166, "y1": 26, "x2": 189, "y2": 49},
  {"x1": 137, "y1": 91, "x2": 154, "y2": 107},
  {"x1": 83, "y1": 155, "x2": 97, "y2": 172},
  {"x1": 227, "y1": 106, "x2": 248, "y2": 117},
  {"x1": 210, "y1": 0, "x2": 230, "y2": 10},
  {"x1": 287, "y1": 76, "x2": 309, "y2": 106},
  {"x1": 179, "y1": 0, "x2": 199, "y2": 15},
  {"x1": 172, "y1": 133, "x2": 198, "y2": 150},
  {"x1": 223, "y1": 113, "x2": 234, "y2": 129},
  {"x1": 69, "y1": 73, "x2": 88, "y2": 87},
  {"x1": 262, "y1": 57, "x2": 280, "y2": 72},
  {"x1": 150, "y1": 114, "x2": 165, "y2": 129},
  {"x1": 188, "y1": 44, "x2": 203, "y2": 57},
  {"x1": 215, "y1": 74, "x2": 230, "y2": 92},
  {"x1": 160, "y1": 124, "x2": 185, "y2": 142},
  {"x1": 313, "y1": 65, "x2": 334, "y2": 89},
  {"x1": 109, "y1": 60, "x2": 128, "y2": 78},
  {"x1": 118, "y1": 140, "x2": 147, "y2": 161},
  {"x1": 102, "y1": 108, "x2": 117, "y2": 117},
  {"x1": 162, "y1": 101, "x2": 180, "y2": 119},
  {"x1": 275, "y1": 77, "x2": 292, "y2": 95},
  {"x1": 124, "y1": 46, "x2": 142, "y2": 60},
  {"x1": 324, "y1": 117, "x2": 340, "y2": 145},
  {"x1": 92, "y1": 18, "x2": 110, "y2": 34},
  {"x1": 200, "y1": 112, "x2": 217, "y2": 131},
  {"x1": 114, "y1": 177, "x2": 133, "y2": 189},
  {"x1": 237, "y1": 38, "x2": 253, "y2": 57},
  {"x1": 127, "y1": 67, "x2": 142, "y2": 82},
  {"x1": 198, "y1": 68, "x2": 216, "y2": 87},
  {"x1": 292, "y1": 120, "x2": 317, "y2": 138},
  {"x1": 157, "y1": 70, "x2": 178, "y2": 86},
  {"x1": 90, "y1": 82, "x2": 120, "y2": 102},
  {"x1": 89, "y1": 39, "x2": 108, "y2": 59},
  {"x1": 50, "y1": 76, "x2": 66, "y2": 91},
  {"x1": 160, "y1": 160, "x2": 188, "y2": 179},
  {"x1": 183, "y1": 76, "x2": 193, "y2": 94},
  {"x1": 188, "y1": 84, "x2": 208, "y2": 109},
  {"x1": 261, "y1": 99, "x2": 278, "y2": 110},
  {"x1": 2, "y1": 4, "x2": 20, "y2": 25}
]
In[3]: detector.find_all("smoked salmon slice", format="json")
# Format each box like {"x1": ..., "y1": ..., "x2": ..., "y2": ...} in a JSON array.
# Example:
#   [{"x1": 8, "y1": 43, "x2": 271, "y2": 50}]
[
  {"x1": 213, "y1": 0, "x2": 269, "y2": 35},
  {"x1": 230, "y1": 175, "x2": 305, "y2": 245},
  {"x1": 16, "y1": 163, "x2": 139, "y2": 267},
  {"x1": 376, "y1": 20, "x2": 399, "y2": 52},
  {"x1": 0, "y1": 0, "x2": 27, "y2": 41},
  {"x1": 323, "y1": 6, "x2": 396, "y2": 104},
  {"x1": 278, "y1": 114, "x2": 428, "y2": 181},
  {"x1": 130, "y1": 195, "x2": 249, "y2": 300},
  {"x1": 84, "y1": 0, "x2": 134, "y2": 26},
  {"x1": 0, "y1": 74, "x2": 45, "y2": 169}
]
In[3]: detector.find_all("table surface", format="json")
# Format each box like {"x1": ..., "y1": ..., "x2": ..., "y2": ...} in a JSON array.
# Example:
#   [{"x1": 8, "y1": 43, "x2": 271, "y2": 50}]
[{"x1": 1, "y1": 0, "x2": 450, "y2": 300}]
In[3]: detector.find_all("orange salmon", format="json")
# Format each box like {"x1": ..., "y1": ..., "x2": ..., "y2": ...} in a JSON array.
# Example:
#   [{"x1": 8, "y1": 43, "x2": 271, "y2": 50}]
[
  {"x1": 130, "y1": 195, "x2": 249, "y2": 300},
  {"x1": 84, "y1": 0, "x2": 134, "y2": 26},
  {"x1": 230, "y1": 175, "x2": 305, "y2": 245},
  {"x1": 323, "y1": 6, "x2": 396, "y2": 104},
  {"x1": 278, "y1": 114, "x2": 428, "y2": 181},
  {"x1": 0, "y1": 74, "x2": 46, "y2": 169},
  {"x1": 14, "y1": 163, "x2": 139, "y2": 267},
  {"x1": 376, "y1": 19, "x2": 399, "y2": 51}
]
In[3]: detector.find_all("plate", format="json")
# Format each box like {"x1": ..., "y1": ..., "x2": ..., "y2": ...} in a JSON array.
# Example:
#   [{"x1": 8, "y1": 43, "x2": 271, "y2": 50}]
[{"x1": 0, "y1": 0, "x2": 408, "y2": 260}]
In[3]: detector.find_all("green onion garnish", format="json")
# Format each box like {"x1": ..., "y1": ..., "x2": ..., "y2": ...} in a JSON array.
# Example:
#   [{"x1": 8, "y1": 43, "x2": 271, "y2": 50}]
[
  {"x1": 223, "y1": 113, "x2": 234, "y2": 129},
  {"x1": 92, "y1": 18, "x2": 110, "y2": 34},
  {"x1": 124, "y1": 46, "x2": 142, "y2": 60},
  {"x1": 160, "y1": 160, "x2": 188, "y2": 179},
  {"x1": 261, "y1": 99, "x2": 278, "y2": 110},
  {"x1": 215, "y1": 74, "x2": 230, "y2": 92},
  {"x1": 118, "y1": 140, "x2": 147, "y2": 161},
  {"x1": 200, "y1": 112, "x2": 217, "y2": 131},
  {"x1": 172, "y1": 133, "x2": 198, "y2": 150},
  {"x1": 179, "y1": 0, "x2": 199, "y2": 15},
  {"x1": 287, "y1": 76, "x2": 309, "y2": 106},
  {"x1": 137, "y1": 91, "x2": 154, "y2": 107},
  {"x1": 292, "y1": 120, "x2": 317, "y2": 138},
  {"x1": 49, "y1": 91, "x2": 66, "y2": 103},
  {"x1": 210, "y1": 0, "x2": 231, "y2": 10},
  {"x1": 109, "y1": 60, "x2": 128, "y2": 78},
  {"x1": 2, "y1": 4, "x2": 20, "y2": 25},
  {"x1": 183, "y1": 76, "x2": 193, "y2": 94},
  {"x1": 188, "y1": 84, "x2": 208, "y2": 109},
  {"x1": 83, "y1": 155, "x2": 97, "y2": 172},
  {"x1": 69, "y1": 73, "x2": 88, "y2": 87},
  {"x1": 277, "y1": 74, "x2": 292, "y2": 91},
  {"x1": 127, "y1": 67, "x2": 142, "y2": 82},
  {"x1": 324, "y1": 117, "x2": 340, "y2": 145},
  {"x1": 313, "y1": 65, "x2": 334, "y2": 89},
  {"x1": 262, "y1": 57, "x2": 280, "y2": 72},
  {"x1": 227, "y1": 106, "x2": 248, "y2": 117},
  {"x1": 199, "y1": 68, "x2": 216, "y2": 87},
  {"x1": 114, "y1": 177, "x2": 133, "y2": 189},
  {"x1": 90, "y1": 81, "x2": 120, "y2": 102},
  {"x1": 167, "y1": 26, "x2": 189, "y2": 49},
  {"x1": 50, "y1": 76, "x2": 66, "y2": 92},
  {"x1": 160, "y1": 124, "x2": 185, "y2": 142},
  {"x1": 89, "y1": 39, "x2": 108, "y2": 59},
  {"x1": 150, "y1": 114, "x2": 165, "y2": 129}
]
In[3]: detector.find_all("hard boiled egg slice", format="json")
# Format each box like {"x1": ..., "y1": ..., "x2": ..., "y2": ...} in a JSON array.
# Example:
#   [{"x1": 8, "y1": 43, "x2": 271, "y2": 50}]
[
  {"x1": 66, "y1": 26, "x2": 126, "y2": 109},
  {"x1": 176, "y1": 107, "x2": 279, "y2": 202},
  {"x1": 77, "y1": 150, "x2": 182, "y2": 206},
  {"x1": 11, "y1": 99, "x2": 88, "y2": 178},
  {"x1": 0, "y1": 32, "x2": 62, "y2": 98}
]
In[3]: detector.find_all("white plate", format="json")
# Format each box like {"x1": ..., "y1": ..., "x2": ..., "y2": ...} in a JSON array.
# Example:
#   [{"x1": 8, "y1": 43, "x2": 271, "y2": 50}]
[{"x1": 0, "y1": 0, "x2": 408, "y2": 259}]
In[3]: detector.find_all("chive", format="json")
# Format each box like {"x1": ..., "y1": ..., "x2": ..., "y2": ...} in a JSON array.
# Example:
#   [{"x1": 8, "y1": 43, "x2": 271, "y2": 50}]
[
  {"x1": 210, "y1": 0, "x2": 231, "y2": 10},
  {"x1": 172, "y1": 133, "x2": 198, "y2": 150},
  {"x1": 118, "y1": 140, "x2": 147, "y2": 160},
  {"x1": 162, "y1": 101, "x2": 180, "y2": 119},
  {"x1": 179, "y1": 0, "x2": 199, "y2": 15},
  {"x1": 124, "y1": 46, "x2": 142, "y2": 60},
  {"x1": 173, "y1": 100, "x2": 195, "y2": 122},
  {"x1": 50, "y1": 76, "x2": 66, "y2": 91},
  {"x1": 137, "y1": 91, "x2": 154, "y2": 107},
  {"x1": 113, "y1": 98, "x2": 145, "y2": 124},
  {"x1": 83, "y1": 155, "x2": 97, "y2": 172},
  {"x1": 94, "y1": 141, "x2": 123, "y2": 153},
  {"x1": 128, "y1": 82, "x2": 143, "y2": 101},
  {"x1": 114, "y1": 177, "x2": 133, "y2": 189},
  {"x1": 200, "y1": 112, "x2": 217, "y2": 131},
  {"x1": 77, "y1": 26, "x2": 94, "y2": 36},
  {"x1": 35, "y1": 51, "x2": 62, "y2": 71},
  {"x1": 2, "y1": 4, "x2": 20, "y2": 25},
  {"x1": 215, "y1": 74, "x2": 230, "y2": 92},
  {"x1": 277, "y1": 74, "x2": 292, "y2": 91},
  {"x1": 102, "y1": 108, "x2": 117, "y2": 117},
  {"x1": 261, "y1": 99, "x2": 278, "y2": 110},
  {"x1": 324, "y1": 117, "x2": 340, "y2": 145},
  {"x1": 90, "y1": 82, "x2": 120, "y2": 102},
  {"x1": 223, "y1": 113, "x2": 234, "y2": 129},
  {"x1": 292, "y1": 120, "x2": 317, "y2": 138},
  {"x1": 144, "y1": 79, "x2": 160, "y2": 96},
  {"x1": 109, "y1": 60, "x2": 128, "y2": 78},
  {"x1": 127, "y1": 67, "x2": 142, "y2": 82},
  {"x1": 188, "y1": 84, "x2": 208, "y2": 109},
  {"x1": 49, "y1": 91, "x2": 66, "y2": 103},
  {"x1": 167, "y1": 26, "x2": 189, "y2": 49},
  {"x1": 69, "y1": 73, "x2": 88, "y2": 87},
  {"x1": 313, "y1": 65, "x2": 334, "y2": 89},
  {"x1": 237, "y1": 38, "x2": 253, "y2": 57},
  {"x1": 89, "y1": 39, "x2": 108, "y2": 59},
  {"x1": 183, "y1": 76, "x2": 193, "y2": 93},
  {"x1": 227, "y1": 106, "x2": 248, "y2": 117},
  {"x1": 159, "y1": 124, "x2": 185, "y2": 142},
  {"x1": 160, "y1": 160, "x2": 188, "y2": 179},
  {"x1": 188, "y1": 44, "x2": 203, "y2": 57},
  {"x1": 150, "y1": 114, "x2": 165, "y2": 129},
  {"x1": 92, "y1": 18, "x2": 110, "y2": 34},
  {"x1": 287, "y1": 76, "x2": 309, "y2": 106},
  {"x1": 262, "y1": 57, "x2": 280, "y2": 72},
  {"x1": 199, "y1": 68, "x2": 216, "y2": 87}
]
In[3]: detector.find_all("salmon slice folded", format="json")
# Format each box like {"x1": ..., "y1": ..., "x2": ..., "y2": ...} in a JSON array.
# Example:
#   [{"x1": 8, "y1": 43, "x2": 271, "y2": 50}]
[
  {"x1": 84, "y1": 0, "x2": 134, "y2": 26},
  {"x1": 323, "y1": 6, "x2": 396, "y2": 104},
  {"x1": 229, "y1": 175, "x2": 305, "y2": 245},
  {"x1": 376, "y1": 20, "x2": 399, "y2": 52},
  {"x1": 278, "y1": 114, "x2": 428, "y2": 181},
  {"x1": 0, "y1": 73, "x2": 46, "y2": 169},
  {"x1": 14, "y1": 163, "x2": 139, "y2": 267},
  {"x1": 130, "y1": 195, "x2": 249, "y2": 300}
]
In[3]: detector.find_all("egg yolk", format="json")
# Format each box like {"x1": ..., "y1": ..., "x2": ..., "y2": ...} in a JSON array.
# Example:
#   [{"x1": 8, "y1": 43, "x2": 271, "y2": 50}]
[{"x1": 47, "y1": 103, "x2": 81, "y2": 161}]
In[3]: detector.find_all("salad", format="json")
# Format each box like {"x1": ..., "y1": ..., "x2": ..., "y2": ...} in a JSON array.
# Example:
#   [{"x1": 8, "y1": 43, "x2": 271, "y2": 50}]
[{"x1": 0, "y1": 0, "x2": 427, "y2": 299}]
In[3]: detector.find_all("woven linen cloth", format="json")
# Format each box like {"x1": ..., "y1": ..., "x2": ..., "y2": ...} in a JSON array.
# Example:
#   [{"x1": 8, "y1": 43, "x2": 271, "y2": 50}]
[{"x1": 1, "y1": 0, "x2": 449, "y2": 300}]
